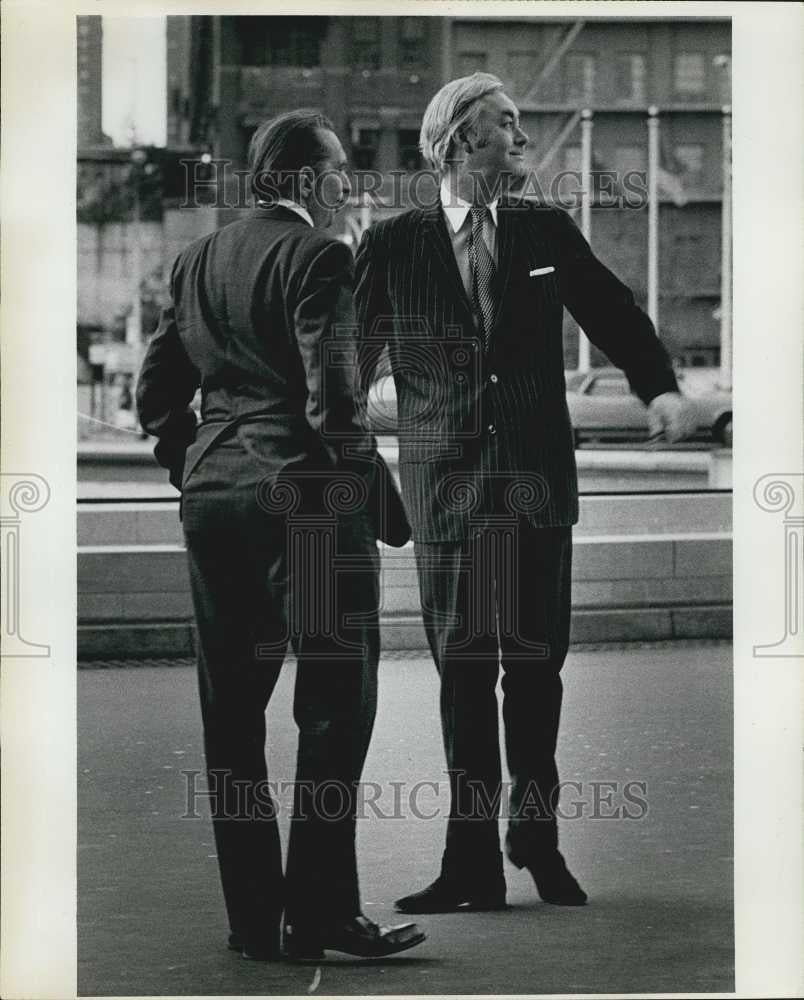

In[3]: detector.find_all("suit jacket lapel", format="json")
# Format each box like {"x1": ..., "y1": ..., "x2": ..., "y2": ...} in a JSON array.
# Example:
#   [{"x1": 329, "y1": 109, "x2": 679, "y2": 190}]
[{"x1": 419, "y1": 204, "x2": 475, "y2": 328}]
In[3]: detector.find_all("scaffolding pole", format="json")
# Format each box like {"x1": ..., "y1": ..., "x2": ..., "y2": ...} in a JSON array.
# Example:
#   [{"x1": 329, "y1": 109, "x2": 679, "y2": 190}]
[
  {"x1": 719, "y1": 105, "x2": 733, "y2": 391},
  {"x1": 522, "y1": 20, "x2": 586, "y2": 105},
  {"x1": 536, "y1": 109, "x2": 583, "y2": 174},
  {"x1": 647, "y1": 106, "x2": 660, "y2": 329},
  {"x1": 577, "y1": 109, "x2": 593, "y2": 373}
]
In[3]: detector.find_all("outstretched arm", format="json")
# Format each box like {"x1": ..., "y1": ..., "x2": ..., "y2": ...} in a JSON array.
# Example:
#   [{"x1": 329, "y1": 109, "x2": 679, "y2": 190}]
[{"x1": 553, "y1": 209, "x2": 696, "y2": 441}]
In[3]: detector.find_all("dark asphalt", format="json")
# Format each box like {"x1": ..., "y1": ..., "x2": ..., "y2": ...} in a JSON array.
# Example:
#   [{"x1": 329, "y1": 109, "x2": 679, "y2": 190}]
[{"x1": 78, "y1": 644, "x2": 733, "y2": 995}]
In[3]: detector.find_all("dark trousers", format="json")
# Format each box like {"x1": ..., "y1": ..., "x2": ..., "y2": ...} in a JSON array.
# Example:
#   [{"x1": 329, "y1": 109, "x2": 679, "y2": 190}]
[
  {"x1": 182, "y1": 440, "x2": 380, "y2": 945},
  {"x1": 414, "y1": 522, "x2": 572, "y2": 878}
]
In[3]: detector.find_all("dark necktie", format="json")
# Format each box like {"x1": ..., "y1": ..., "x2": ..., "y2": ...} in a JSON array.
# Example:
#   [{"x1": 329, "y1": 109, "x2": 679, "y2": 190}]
[{"x1": 468, "y1": 205, "x2": 496, "y2": 350}]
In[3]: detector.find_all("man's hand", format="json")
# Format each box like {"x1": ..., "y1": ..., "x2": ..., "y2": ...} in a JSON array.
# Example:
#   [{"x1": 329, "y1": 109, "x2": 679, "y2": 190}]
[{"x1": 647, "y1": 392, "x2": 698, "y2": 443}]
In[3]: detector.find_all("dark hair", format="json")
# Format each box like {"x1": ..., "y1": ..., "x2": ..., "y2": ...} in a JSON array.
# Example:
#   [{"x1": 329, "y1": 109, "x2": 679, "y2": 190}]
[{"x1": 248, "y1": 109, "x2": 335, "y2": 202}]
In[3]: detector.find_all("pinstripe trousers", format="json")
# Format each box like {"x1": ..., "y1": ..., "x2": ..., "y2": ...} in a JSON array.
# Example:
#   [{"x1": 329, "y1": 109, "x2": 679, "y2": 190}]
[
  {"x1": 414, "y1": 521, "x2": 572, "y2": 876},
  {"x1": 181, "y1": 438, "x2": 380, "y2": 946}
]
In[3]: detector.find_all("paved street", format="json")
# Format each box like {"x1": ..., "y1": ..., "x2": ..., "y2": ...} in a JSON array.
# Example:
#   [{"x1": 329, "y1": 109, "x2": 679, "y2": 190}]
[{"x1": 78, "y1": 643, "x2": 733, "y2": 996}]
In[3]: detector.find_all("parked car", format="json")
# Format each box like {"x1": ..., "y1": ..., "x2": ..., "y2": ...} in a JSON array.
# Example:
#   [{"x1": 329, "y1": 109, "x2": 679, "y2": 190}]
[{"x1": 566, "y1": 367, "x2": 732, "y2": 446}]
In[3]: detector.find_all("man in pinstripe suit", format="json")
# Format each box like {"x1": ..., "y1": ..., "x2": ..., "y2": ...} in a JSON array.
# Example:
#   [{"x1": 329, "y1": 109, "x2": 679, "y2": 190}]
[{"x1": 355, "y1": 73, "x2": 696, "y2": 914}]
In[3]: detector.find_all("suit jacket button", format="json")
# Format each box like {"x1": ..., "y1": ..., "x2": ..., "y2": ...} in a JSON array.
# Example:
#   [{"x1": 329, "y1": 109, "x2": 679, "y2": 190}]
[
  {"x1": 489, "y1": 374, "x2": 498, "y2": 384},
  {"x1": 487, "y1": 424, "x2": 496, "y2": 435}
]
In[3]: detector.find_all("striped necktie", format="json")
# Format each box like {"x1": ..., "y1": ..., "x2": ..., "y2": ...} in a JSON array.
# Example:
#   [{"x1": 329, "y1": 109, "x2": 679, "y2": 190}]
[{"x1": 468, "y1": 205, "x2": 496, "y2": 350}]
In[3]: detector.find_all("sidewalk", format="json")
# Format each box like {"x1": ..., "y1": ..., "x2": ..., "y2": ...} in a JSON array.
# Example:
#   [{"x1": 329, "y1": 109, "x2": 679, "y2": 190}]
[{"x1": 78, "y1": 644, "x2": 733, "y2": 996}]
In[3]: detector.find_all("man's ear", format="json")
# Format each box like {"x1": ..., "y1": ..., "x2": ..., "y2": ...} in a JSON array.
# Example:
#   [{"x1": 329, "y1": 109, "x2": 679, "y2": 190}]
[
  {"x1": 298, "y1": 164, "x2": 315, "y2": 202},
  {"x1": 457, "y1": 128, "x2": 473, "y2": 154}
]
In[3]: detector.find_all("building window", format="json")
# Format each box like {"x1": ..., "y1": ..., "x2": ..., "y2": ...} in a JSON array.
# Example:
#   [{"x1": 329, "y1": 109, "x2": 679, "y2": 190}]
[
  {"x1": 399, "y1": 17, "x2": 425, "y2": 68},
  {"x1": 564, "y1": 146, "x2": 582, "y2": 174},
  {"x1": 589, "y1": 374, "x2": 630, "y2": 396},
  {"x1": 507, "y1": 52, "x2": 536, "y2": 99},
  {"x1": 352, "y1": 127, "x2": 380, "y2": 170},
  {"x1": 353, "y1": 18, "x2": 381, "y2": 70},
  {"x1": 614, "y1": 53, "x2": 646, "y2": 103},
  {"x1": 672, "y1": 232, "x2": 706, "y2": 288},
  {"x1": 398, "y1": 129, "x2": 421, "y2": 172},
  {"x1": 566, "y1": 54, "x2": 595, "y2": 104},
  {"x1": 241, "y1": 16, "x2": 325, "y2": 67},
  {"x1": 682, "y1": 347, "x2": 719, "y2": 368},
  {"x1": 675, "y1": 143, "x2": 704, "y2": 179},
  {"x1": 674, "y1": 52, "x2": 706, "y2": 97},
  {"x1": 457, "y1": 52, "x2": 487, "y2": 76},
  {"x1": 615, "y1": 145, "x2": 646, "y2": 177}
]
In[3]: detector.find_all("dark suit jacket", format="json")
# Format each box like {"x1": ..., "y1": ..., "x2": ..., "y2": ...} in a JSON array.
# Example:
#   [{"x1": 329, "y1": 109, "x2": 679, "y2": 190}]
[
  {"x1": 354, "y1": 199, "x2": 679, "y2": 542},
  {"x1": 136, "y1": 205, "x2": 410, "y2": 547}
]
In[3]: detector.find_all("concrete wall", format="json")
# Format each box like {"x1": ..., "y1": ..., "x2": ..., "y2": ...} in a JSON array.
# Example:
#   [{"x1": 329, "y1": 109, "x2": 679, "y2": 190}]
[
  {"x1": 77, "y1": 492, "x2": 732, "y2": 659},
  {"x1": 77, "y1": 209, "x2": 217, "y2": 330}
]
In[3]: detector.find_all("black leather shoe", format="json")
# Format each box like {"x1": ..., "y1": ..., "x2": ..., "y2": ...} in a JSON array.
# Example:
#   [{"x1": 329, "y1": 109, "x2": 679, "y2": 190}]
[
  {"x1": 507, "y1": 846, "x2": 587, "y2": 906},
  {"x1": 282, "y1": 914, "x2": 426, "y2": 961},
  {"x1": 394, "y1": 874, "x2": 507, "y2": 914}
]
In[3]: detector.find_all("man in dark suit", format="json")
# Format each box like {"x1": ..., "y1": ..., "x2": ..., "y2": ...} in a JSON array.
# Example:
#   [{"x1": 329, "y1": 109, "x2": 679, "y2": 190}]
[
  {"x1": 355, "y1": 74, "x2": 696, "y2": 914},
  {"x1": 136, "y1": 110, "x2": 424, "y2": 962}
]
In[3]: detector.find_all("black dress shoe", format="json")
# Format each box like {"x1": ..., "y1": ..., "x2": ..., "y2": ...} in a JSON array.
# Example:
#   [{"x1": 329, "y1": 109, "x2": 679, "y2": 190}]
[
  {"x1": 394, "y1": 874, "x2": 507, "y2": 914},
  {"x1": 507, "y1": 846, "x2": 587, "y2": 906},
  {"x1": 282, "y1": 914, "x2": 426, "y2": 961}
]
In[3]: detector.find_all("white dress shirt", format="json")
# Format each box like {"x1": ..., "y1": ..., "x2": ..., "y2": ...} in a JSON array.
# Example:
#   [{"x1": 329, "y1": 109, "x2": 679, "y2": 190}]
[
  {"x1": 257, "y1": 197, "x2": 314, "y2": 228},
  {"x1": 439, "y1": 179, "x2": 498, "y2": 304}
]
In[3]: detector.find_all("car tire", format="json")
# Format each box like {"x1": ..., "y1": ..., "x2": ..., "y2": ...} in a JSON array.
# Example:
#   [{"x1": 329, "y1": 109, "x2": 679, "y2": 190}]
[{"x1": 714, "y1": 413, "x2": 732, "y2": 447}]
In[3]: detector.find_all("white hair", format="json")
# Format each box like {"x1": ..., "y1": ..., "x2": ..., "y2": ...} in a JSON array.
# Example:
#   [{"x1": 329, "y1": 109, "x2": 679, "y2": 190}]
[{"x1": 419, "y1": 73, "x2": 504, "y2": 174}]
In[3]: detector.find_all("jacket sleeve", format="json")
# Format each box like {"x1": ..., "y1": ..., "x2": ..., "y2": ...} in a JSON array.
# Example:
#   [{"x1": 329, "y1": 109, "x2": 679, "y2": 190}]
[
  {"x1": 292, "y1": 233, "x2": 411, "y2": 546},
  {"x1": 551, "y1": 208, "x2": 679, "y2": 405},
  {"x1": 354, "y1": 225, "x2": 394, "y2": 405},
  {"x1": 292, "y1": 238, "x2": 377, "y2": 469},
  {"x1": 135, "y1": 300, "x2": 200, "y2": 490}
]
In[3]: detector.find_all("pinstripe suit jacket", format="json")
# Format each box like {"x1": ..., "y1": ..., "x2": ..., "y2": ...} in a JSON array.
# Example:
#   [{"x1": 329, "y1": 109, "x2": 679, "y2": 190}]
[{"x1": 354, "y1": 199, "x2": 679, "y2": 542}]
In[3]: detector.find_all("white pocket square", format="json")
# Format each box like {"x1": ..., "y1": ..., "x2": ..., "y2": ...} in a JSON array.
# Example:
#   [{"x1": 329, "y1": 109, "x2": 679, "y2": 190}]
[{"x1": 529, "y1": 266, "x2": 556, "y2": 277}]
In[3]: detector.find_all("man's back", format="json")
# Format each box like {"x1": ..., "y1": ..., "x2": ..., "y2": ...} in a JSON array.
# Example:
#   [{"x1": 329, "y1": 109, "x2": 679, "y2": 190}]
[
  {"x1": 139, "y1": 204, "x2": 374, "y2": 484},
  {"x1": 177, "y1": 207, "x2": 361, "y2": 465}
]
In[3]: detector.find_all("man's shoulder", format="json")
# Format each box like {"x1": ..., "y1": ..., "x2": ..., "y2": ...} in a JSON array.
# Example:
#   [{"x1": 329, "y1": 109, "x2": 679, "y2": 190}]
[
  {"x1": 501, "y1": 197, "x2": 571, "y2": 227},
  {"x1": 176, "y1": 214, "x2": 347, "y2": 272},
  {"x1": 365, "y1": 207, "x2": 426, "y2": 246},
  {"x1": 235, "y1": 213, "x2": 345, "y2": 257}
]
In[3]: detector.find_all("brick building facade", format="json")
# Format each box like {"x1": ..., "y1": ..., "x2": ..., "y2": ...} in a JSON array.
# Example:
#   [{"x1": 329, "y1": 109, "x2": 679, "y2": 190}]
[{"x1": 121, "y1": 15, "x2": 731, "y2": 364}]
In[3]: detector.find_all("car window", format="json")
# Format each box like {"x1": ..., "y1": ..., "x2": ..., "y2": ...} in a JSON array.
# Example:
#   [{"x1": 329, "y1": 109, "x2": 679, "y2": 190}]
[{"x1": 588, "y1": 376, "x2": 631, "y2": 396}]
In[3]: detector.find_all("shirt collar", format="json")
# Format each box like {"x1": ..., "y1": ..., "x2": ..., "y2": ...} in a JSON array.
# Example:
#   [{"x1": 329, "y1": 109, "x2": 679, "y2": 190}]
[
  {"x1": 257, "y1": 197, "x2": 314, "y2": 228},
  {"x1": 439, "y1": 179, "x2": 498, "y2": 233}
]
